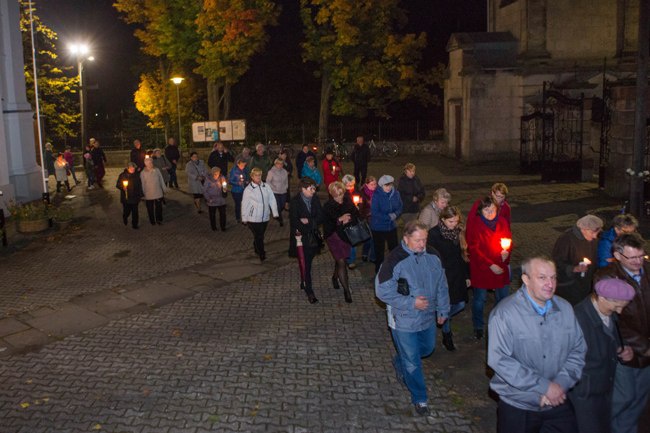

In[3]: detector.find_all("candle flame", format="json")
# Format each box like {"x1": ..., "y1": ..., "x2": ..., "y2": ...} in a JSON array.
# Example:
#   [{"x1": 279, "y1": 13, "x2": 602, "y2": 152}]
[
  {"x1": 500, "y1": 238, "x2": 512, "y2": 250},
  {"x1": 353, "y1": 195, "x2": 361, "y2": 205},
  {"x1": 122, "y1": 180, "x2": 128, "y2": 188},
  {"x1": 582, "y1": 258, "x2": 591, "y2": 265}
]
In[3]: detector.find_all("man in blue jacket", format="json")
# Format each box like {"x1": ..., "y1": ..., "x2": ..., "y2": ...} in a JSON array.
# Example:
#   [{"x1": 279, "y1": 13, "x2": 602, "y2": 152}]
[
  {"x1": 375, "y1": 220, "x2": 450, "y2": 416},
  {"x1": 370, "y1": 174, "x2": 403, "y2": 273}
]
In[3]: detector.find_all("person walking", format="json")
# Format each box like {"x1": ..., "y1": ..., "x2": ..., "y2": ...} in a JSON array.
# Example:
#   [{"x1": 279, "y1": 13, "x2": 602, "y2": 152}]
[
  {"x1": 90, "y1": 139, "x2": 107, "y2": 188},
  {"x1": 140, "y1": 156, "x2": 167, "y2": 225},
  {"x1": 300, "y1": 156, "x2": 322, "y2": 187},
  {"x1": 152, "y1": 148, "x2": 171, "y2": 186},
  {"x1": 130, "y1": 139, "x2": 146, "y2": 172},
  {"x1": 370, "y1": 175, "x2": 403, "y2": 273},
  {"x1": 419, "y1": 188, "x2": 451, "y2": 230},
  {"x1": 468, "y1": 182, "x2": 511, "y2": 229},
  {"x1": 359, "y1": 176, "x2": 377, "y2": 263},
  {"x1": 241, "y1": 167, "x2": 279, "y2": 262},
  {"x1": 350, "y1": 135, "x2": 370, "y2": 186},
  {"x1": 295, "y1": 143, "x2": 316, "y2": 178},
  {"x1": 229, "y1": 158, "x2": 249, "y2": 223},
  {"x1": 342, "y1": 174, "x2": 358, "y2": 269},
  {"x1": 322, "y1": 148, "x2": 342, "y2": 189},
  {"x1": 203, "y1": 167, "x2": 228, "y2": 232},
  {"x1": 63, "y1": 145, "x2": 80, "y2": 185},
  {"x1": 488, "y1": 256, "x2": 586, "y2": 433},
  {"x1": 164, "y1": 137, "x2": 181, "y2": 188},
  {"x1": 116, "y1": 162, "x2": 143, "y2": 229},
  {"x1": 54, "y1": 153, "x2": 71, "y2": 193},
  {"x1": 250, "y1": 143, "x2": 273, "y2": 180},
  {"x1": 82, "y1": 143, "x2": 95, "y2": 189},
  {"x1": 594, "y1": 233, "x2": 650, "y2": 433},
  {"x1": 552, "y1": 214, "x2": 603, "y2": 305},
  {"x1": 207, "y1": 141, "x2": 234, "y2": 174},
  {"x1": 266, "y1": 158, "x2": 289, "y2": 226},
  {"x1": 597, "y1": 214, "x2": 638, "y2": 268},
  {"x1": 322, "y1": 181, "x2": 360, "y2": 303},
  {"x1": 289, "y1": 177, "x2": 323, "y2": 304},
  {"x1": 397, "y1": 163, "x2": 425, "y2": 224},
  {"x1": 375, "y1": 220, "x2": 450, "y2": 416},
  {"x1": 186, "y1": 152, "x2": 208, "y2": 214},
  {"x1": 44, "y1": 142, "x2": 55, "y2": 181},
  {"x1": 427, "y1": 206, "x2": 470, "y2": 351},
  {"x1": 466, "y1": 196, "x2": 511, "y2": 340},
  {"x1": 569, "y1": 278, "x2": 636, "y2": 433}
]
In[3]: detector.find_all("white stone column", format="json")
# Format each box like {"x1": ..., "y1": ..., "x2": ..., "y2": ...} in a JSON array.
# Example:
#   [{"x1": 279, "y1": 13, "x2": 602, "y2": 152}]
[{"x1": 0, "y1": 0, "x2": 43, "y2": 210}]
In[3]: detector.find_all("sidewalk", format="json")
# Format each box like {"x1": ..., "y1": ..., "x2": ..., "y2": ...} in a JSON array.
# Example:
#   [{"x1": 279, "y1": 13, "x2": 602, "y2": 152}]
[{"x1": 0, "y1": 154, "x2": 636, "y2": 432}]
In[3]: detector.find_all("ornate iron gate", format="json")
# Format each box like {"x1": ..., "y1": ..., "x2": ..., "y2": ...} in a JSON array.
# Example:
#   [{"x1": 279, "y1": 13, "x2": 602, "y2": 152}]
[{"x1": 520, "y1": 83, "x2": 584, "y2": 182}]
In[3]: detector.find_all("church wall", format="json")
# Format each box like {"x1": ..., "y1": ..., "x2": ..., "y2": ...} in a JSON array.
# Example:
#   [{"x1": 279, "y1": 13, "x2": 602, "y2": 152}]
[{"x1": 493, "y1": 1, "x2": 525, "y2": 54}]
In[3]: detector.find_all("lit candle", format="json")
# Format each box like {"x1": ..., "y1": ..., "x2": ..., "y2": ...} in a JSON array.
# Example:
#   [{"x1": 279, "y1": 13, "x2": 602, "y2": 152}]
[
  {"x1": 222, "y1": 181, "x2": 228, "y2": 190},
  {"x1": 352, "y1": 195, "x2": 361, "y2": 206},
  {"x1": 500, "y1": 238, "x2": 512, "y2": 251},
  {"x1": 122, "y1": 180, "x2": 128, "y2": 189},
  {"x1": 579, "y1": 257, "x2": 592, "y2": 277}
]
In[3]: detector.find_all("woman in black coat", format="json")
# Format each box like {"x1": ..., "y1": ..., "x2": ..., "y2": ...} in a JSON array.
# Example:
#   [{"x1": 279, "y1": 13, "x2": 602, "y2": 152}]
[
  {"x1": 289, "y1": 177, "x2": 323, "y2": 304},
  {"x1": 322, "y1": 181, "x2": 360, "y2": 303},
  {"x1": 427, "y1": 205, "x2": 470, "y2": 351}
]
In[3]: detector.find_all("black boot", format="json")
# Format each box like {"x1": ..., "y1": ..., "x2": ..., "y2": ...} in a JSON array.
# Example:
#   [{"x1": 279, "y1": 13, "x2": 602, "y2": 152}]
[
  {"x1": 332, "y1": 275, "x2": 340, "y2": 290},
  {"x1": 343, "y1": 286, "x2": 352, "y2": 303},
  {"x1": 442, "y1": 332, "x2": 456, "y2": 351}
]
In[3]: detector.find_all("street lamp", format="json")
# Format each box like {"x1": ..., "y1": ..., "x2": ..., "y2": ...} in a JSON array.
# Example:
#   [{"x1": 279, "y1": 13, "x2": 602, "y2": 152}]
[
  {"x1": 171, "y1": 77, "x2": 184, "y2": 148},
  {"x1": 69, "y1": 43, "x2": 94, "y2": 151}
]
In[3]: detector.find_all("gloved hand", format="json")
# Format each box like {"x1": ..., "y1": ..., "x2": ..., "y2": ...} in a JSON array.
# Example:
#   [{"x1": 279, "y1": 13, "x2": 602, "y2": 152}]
[{"x1": 389, "y1": 213, "x2": 397, "y2": 221}]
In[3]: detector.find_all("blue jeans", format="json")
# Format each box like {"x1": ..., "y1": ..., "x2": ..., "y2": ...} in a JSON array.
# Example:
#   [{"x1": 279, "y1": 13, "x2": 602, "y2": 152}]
[
  {"x1": 391, "y1": 325, "x2": 436, "y2": 405},
  {"x1": 442, "y1": 301, "x2": 466, "y2": 333},
  {"x1": 472, "y1": 286, "x2": 509, "y2": 331},
  {"x1": 611, "y1": 364, "x2": 650, "y2": 433}
]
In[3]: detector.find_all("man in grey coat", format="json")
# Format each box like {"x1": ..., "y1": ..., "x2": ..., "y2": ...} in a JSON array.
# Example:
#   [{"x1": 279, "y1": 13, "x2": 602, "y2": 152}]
[{"x1": 488, "y1": 256, "x2": 586, "y2": 433}]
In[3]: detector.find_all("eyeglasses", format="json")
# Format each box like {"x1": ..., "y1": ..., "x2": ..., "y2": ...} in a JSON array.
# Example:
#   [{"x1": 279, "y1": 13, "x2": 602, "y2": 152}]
[
  {"x1": 618, "y1": 252, "x2": 647, "y2": 261},
  {"x1": 307, "y1": 186, "x2": 316, "y2": 192}
]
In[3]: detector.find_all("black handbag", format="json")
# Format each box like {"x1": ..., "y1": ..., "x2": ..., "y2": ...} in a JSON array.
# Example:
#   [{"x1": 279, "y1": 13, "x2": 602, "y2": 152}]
[
  {"x1": 304, "y1": 228, "x2": 324, "y2": 250},
  {"x1": 344, "y1": 220, "x2": 372, "y2": 246}
]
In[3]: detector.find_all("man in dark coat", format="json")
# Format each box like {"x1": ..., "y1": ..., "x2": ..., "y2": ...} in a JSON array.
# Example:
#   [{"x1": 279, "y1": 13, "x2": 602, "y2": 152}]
[
  {"x1": 569, "y1": 278, "x2": 635, "y2": 433},
  {"x1": 295, "y1": 144, "x2": 316, "y2": 179},
  {"x1": 116, "y1": 162, "x2": 144, "y2": 229},
  {"x1": 130, "y1": 139, "x2": 146, "y2": 172},
  {"x1": 207, "y1": 141, "x2": 234, "y2": 174},
  {"x1": 594, "y1": 233, "x2": 650, "y2": 433},
  {"x1": 552, "y1": 214, "x2": 603, "y2": 305},
  {"x1": 350, "y1": 135, "x2": 370, "y2": 186},
  {"x1": 164, "y1": 137, "x2": 181, "y2": 188}
]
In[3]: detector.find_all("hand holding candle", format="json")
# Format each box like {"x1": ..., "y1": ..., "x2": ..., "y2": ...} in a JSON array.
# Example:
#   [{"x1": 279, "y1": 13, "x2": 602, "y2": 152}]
[
  {"x1": 579, "y1": 257, "x2": 591, "y2": 277},
  {"x1": 222, "y1": 181, "x2": 228, "y2": 191},
  {"x1": 352, "y1": 195, "x2": 361, "y2": 206},
  {"x1": 500, "y1": 237, "x2": 511, "y2": 261}
]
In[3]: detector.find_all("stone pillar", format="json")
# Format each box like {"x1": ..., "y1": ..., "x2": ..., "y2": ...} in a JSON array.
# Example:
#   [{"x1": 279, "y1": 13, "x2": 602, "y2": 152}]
[
  {"x1": 0, "y1": 0, "x2": 43, "y2": 210},
  {"x1": 605, "y1": 84, "x2": 649, "y2": 199}
]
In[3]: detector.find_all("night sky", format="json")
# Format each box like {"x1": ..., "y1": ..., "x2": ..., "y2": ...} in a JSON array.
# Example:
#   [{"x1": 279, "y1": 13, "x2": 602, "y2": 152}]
[{"x1": 36, "y1": 0, "x2": 486, "y2": 130}]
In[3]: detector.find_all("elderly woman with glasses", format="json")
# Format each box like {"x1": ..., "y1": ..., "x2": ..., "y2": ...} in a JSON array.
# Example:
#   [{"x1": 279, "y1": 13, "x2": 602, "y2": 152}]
[
  {"x1": 466, "y1": 196, "x2": 512, "y2": 340},
  {"x1": 323, "y1": 181, "x2": 360, "y2": 303},
  {"x1": 552, "y1": 214, "x2": 603, "y2": 306}
]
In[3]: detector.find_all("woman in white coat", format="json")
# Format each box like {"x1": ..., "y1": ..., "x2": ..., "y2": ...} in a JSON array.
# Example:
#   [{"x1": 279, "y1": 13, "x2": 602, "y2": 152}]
[
  {"x1": 242, "y1": 167, "x2": 279, "y2": 262},
  {"x1": 140, "y1": 156, "x2": 167, "y2": 225}
]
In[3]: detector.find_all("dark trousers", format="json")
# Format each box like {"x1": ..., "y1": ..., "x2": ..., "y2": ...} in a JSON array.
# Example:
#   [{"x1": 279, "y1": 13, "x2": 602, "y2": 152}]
[
  {"x1": 274, "y1": 193, "x2": 288, "y2": 223},
  {"x1": 232, "y1": 192, "x2": 243, "y2": 222},
  {"x1": 56, "y1": 180, "x2": 71, "y2": 192},
  {"x1": 168, "y1": 163, "x2": 178, "y2": 187},
  {"x1": 208, "y1": 205, "x2": 227, "y2": 231},
  {"x1": 354, "y1": 163, "x2": 368, "y2": 186},
  {"x1": 94, "y1": 164, "x2": 105, "y2": 187},
  {"x1": 302, "y1": 246, "x2": 316, "y2": 295},
  {"x1": 372, "y1": 229, "x2": 398, "y2": 273},
  {"x1": 248, "y1": 221, "x2": 268, "y2": 257},
  {"x1": 122, "y1": 202, "x2": 139, "y2": 228},
  {"x1": 497, "y1": 400, "x2": 577, "y2": 433},
  {"x1": 145, "y1": 199, "x2": 163, "y2": 224}
]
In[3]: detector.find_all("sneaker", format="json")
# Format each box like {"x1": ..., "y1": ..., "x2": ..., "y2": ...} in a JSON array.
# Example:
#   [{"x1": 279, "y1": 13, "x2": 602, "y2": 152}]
[
  {"x1": 442, "y1": 332, "x2": 456, "y2": 351},
  {"x1": 88, "y1": 185, "x2": 95, "y2": 190},
  {"x1": 414, "y1": 402, "x2": 429, "y2": 416},
  {"x1": 347, "y1": 263, "x2": 357, "y2": 270}
]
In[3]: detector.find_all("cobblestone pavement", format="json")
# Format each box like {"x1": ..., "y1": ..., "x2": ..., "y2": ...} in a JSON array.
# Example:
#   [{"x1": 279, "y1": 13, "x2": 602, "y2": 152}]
[{"x1": 0, "y1": 154, "x2": 634, "y2": 432}]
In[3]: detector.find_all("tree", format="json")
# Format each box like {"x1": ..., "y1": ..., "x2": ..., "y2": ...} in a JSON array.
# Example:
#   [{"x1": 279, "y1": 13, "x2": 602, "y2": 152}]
[
  {"x1": 19, "y1": 1, "x2": 79, "y2": 142},
  {"x1": 195, "y1": 0, "x2": 280, "y2": 120},
  {"x1": 300, "y1": 0, "x2": 442, "y2": 141}
]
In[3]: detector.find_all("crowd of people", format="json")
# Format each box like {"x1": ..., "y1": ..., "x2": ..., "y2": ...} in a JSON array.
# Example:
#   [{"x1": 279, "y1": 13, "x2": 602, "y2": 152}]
[{"x1": 44, "y1": 136, "x2": 649, "y2": 432}]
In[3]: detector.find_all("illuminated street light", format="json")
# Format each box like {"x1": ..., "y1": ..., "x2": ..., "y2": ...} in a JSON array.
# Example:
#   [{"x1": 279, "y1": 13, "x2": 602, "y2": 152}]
[
  {"x1": 171, "y1": 77, "x2": 184, "y2": 148},
  {"x1": 69, "y1": 43, "x2": 94, "y2": 150}
]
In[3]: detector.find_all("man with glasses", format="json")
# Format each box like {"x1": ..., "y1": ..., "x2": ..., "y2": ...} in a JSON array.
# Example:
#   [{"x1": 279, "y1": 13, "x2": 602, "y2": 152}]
[
  {"x1": 595, "y1": 233, "x2": 650, "y2": 433},
  {"x1": 552, "y1": 214, "x2": 603, "y2": 305}
]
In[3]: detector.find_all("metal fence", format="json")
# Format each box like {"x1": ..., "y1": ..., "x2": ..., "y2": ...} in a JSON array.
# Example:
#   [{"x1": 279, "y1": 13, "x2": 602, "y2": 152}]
[{"x1": 89, "y1": 119, "x2": 442, "y2": 150}]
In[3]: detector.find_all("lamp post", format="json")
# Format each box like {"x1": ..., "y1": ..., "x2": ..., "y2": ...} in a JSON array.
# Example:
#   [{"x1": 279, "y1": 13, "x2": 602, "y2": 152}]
[
  {"x1": 69, "y1": 43, "x2": 94, "y2": 151},
  {"x1": 171, "y1": 77, "x2": 184, "y2": 148}
]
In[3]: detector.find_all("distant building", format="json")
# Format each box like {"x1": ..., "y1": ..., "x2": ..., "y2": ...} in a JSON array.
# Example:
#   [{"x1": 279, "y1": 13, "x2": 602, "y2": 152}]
[
  {"x1": 444, "y1": 0, "x2": 646, "y2": 196},
  {"x1": 0, "y1": 0, "x2": 43, "y2": 214}
]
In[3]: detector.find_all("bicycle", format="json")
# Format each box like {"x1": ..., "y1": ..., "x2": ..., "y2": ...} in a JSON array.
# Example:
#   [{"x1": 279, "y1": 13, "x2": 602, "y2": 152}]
[
  {"x1": 321, "y1": 138, "x2": 350, "y2": 161},
  {"x1": 368, "y1": 137, "x2": 399, "y2": 158}
]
